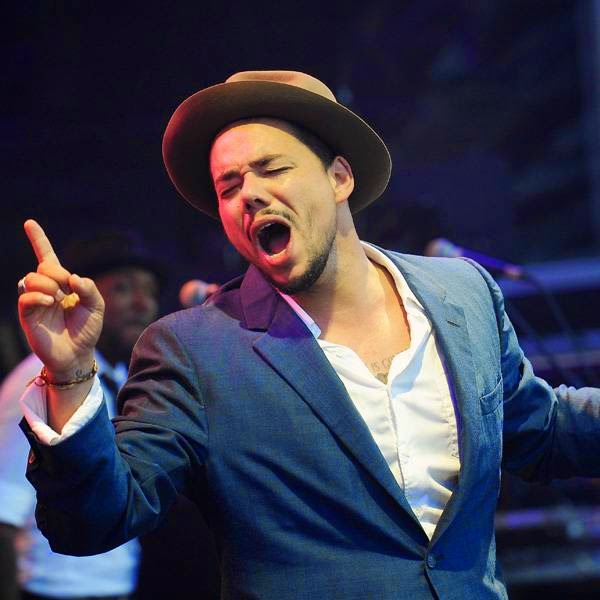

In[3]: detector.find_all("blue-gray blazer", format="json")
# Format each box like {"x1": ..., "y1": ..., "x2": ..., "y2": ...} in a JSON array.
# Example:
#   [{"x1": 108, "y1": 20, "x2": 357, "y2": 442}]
[{"x1": 24, "y1": 249, "x2": 600, "y2": 599}]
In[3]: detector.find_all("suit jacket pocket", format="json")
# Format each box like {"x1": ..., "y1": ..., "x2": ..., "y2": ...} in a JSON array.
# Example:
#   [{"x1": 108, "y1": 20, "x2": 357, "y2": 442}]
[{"x1": 480, "y1": 376, "x2": 503, "y2": 416}]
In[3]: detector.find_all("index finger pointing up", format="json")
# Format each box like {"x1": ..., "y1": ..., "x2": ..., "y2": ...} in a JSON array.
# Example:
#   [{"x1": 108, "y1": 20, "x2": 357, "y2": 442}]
[{"x1": 24, "y1": 219, "x2": 61, "y2": 266}]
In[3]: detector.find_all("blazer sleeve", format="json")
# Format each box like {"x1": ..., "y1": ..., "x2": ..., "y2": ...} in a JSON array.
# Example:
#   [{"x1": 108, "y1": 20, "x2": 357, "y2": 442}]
[
  {"x1": 465, "y1": 259, "x2": 600, "y2": 482},
  {"x1": 23, "y1": 318, "x2": 209, "y2": 556}
]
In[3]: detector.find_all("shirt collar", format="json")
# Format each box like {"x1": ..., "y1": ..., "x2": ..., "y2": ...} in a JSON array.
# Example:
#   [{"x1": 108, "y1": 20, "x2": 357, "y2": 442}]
[
  {"x1": 276, "y1": 242, "x2": 425, "y2": 340},
  {"x1": 277, "y1": 291, "x2": 322, "y2": 338}
]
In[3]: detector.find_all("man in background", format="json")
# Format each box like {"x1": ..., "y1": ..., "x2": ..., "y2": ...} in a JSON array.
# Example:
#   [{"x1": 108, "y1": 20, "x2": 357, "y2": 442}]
[{"x1": 0, "y1": 230, "x2": 163, "y2": 600}]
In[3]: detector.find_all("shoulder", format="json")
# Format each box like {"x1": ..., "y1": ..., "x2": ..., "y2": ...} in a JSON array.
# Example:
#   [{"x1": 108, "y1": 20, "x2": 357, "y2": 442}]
[
  {"x1": 134, "y1": 274, "x2": 248, "y2": 355},
  {"x1": 373, "y1": 245, "x2": 505, "y2": 322},
  {"x1": 377, "y1": 245, "x2": 494, "y2": 288}
]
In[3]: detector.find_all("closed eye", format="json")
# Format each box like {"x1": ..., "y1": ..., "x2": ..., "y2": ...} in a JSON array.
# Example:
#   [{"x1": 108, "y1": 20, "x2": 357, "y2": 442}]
[
  {"x1": 219, "y1": 184, "x2": 239, "y2": 199},
  {"x1": 217, "y1": 166, "x2": 290, "y2": 198},
  {"x1": 264, "y1": 167, "x2": 290, "y2": 176}
]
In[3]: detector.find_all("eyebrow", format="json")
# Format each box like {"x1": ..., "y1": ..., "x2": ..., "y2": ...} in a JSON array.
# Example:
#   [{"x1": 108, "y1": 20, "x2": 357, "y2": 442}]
[{"x1": 214, "y1": 154, "x2": 287, "y2": 186}]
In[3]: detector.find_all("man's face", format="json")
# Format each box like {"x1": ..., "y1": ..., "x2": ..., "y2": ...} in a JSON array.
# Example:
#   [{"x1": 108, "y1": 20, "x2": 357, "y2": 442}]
[
  {"x1": 210, "y1": 119, "x2": 345, "y2": 294},
  {"x1": 96, "y1": 267, "x2": 160, "y2": 359}
]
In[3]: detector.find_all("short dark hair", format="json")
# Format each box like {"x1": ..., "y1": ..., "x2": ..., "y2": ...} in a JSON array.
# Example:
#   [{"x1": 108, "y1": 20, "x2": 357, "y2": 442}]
[{"x1": 286, "y1": 122, "x2": 335, "y2": 170}]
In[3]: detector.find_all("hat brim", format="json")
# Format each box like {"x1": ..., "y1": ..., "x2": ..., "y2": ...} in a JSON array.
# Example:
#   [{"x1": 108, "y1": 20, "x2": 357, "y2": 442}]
[{"x1": 162, "y1": 80, "x2": 392, "y2": 218}]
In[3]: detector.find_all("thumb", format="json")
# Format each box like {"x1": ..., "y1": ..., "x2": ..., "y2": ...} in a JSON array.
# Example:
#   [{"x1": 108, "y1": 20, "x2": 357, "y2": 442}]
[{"x1": 68, "y1": 274, "x2": 104, "y2": 312}]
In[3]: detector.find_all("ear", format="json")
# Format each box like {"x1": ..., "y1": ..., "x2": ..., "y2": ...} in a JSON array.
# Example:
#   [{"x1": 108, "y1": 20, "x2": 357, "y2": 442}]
[{"x1": 328, "y1": 156, "x2": 354, "y2": 204}]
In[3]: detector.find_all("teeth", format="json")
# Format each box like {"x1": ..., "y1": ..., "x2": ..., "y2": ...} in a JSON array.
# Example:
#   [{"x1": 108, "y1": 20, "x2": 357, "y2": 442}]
[
  {"x1": 254, "y1": 222, "x2": 272, "y2": 239},
  {"x1": 259, "y1": 223, "x2": 275, "y2": 234}
]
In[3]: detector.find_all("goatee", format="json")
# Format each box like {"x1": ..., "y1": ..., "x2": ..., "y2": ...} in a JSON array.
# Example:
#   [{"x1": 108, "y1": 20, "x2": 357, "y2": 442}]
[{"x1": 271, "y1": 228, "x2": 336, "y2": 295}]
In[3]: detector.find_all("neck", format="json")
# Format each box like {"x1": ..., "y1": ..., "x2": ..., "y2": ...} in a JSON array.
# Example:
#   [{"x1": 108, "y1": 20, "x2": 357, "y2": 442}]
[{"x1": 291, "y1": 228, "x2": 385, "y2": 333}]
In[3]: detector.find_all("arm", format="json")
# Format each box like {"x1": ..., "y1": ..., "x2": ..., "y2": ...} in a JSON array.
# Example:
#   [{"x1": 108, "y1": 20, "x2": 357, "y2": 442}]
[
  {"x1": 467, "y1": 259, "x2": 600, "y2": 481},
  {"x1": 24, "y1": 318, "x2": 209, "y2": 556}
]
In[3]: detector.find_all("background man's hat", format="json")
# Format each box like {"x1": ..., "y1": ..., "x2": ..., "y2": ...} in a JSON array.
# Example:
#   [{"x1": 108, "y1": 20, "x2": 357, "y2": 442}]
[
  {"x1": 162, "y1": 70, "x2": 392, "y2": 218},
  {"x1": 61, "y1": 230, "x2": 167, "y2": 289}
]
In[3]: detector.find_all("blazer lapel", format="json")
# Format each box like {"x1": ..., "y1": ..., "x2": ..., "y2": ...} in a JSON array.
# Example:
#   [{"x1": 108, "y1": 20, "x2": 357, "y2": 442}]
[
  {"x1": 385, "y1": 253, "x2": 483, "y2": 543},
  {"x1": 240, "y1": 266, "x2": 422, "y2": 525}
]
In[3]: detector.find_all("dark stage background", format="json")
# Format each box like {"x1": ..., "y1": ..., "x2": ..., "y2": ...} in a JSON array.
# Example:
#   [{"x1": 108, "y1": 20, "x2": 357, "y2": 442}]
[{"x1": 4, "y1": 1, "x2": 600, "y2": 597}]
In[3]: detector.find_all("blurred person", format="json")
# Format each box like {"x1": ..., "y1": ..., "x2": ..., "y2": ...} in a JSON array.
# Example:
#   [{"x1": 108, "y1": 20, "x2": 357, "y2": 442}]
[{"x1": 0, "y1": 230, "x2": 163, "y2": 600}]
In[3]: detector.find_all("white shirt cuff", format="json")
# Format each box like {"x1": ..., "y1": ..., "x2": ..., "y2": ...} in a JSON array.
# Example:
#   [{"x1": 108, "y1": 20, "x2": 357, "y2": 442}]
[{"x1": 19, "y1": 376, "x2": 105, "y2": 446}]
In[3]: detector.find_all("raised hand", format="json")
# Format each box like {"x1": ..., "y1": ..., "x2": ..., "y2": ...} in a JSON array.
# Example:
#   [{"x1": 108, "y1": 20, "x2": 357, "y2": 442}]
[{"x1": 18, "y1": 219, "x2": 105, "y2": 381}]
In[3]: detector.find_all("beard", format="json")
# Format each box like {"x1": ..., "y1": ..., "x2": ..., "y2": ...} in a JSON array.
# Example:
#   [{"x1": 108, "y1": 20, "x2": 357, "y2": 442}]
[{"x1": 270, "y1": 223, "x2": 336, "y2": 295}]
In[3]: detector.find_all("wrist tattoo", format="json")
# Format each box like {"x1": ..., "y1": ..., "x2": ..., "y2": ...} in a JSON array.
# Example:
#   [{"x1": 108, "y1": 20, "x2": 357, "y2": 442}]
[{"x1": 32, "y1": 361, "x2": 98, "y2": 390}]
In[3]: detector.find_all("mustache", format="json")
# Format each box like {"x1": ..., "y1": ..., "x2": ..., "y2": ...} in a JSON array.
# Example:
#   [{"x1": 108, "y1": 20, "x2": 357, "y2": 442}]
[{"x1": 256, "y1": 208, "x2": 296, "y2": 227}]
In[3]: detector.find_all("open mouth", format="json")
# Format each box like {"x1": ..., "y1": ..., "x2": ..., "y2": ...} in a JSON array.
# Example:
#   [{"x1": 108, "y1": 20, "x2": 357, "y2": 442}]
[{"x1": 256, "y1": 222, "x2": 291, "y2": 256}]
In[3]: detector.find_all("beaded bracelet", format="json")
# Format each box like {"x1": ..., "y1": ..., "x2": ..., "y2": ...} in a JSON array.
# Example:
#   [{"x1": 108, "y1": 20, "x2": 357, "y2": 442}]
[{"x1": 32, "y1": 360, "x2": 98, "y2": 390}]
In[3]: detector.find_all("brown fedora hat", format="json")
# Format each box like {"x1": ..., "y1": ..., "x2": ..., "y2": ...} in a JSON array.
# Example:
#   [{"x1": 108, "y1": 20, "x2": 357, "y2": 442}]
[{"x1": 162, "y1": 70, "x2": 392, "y2": 218}]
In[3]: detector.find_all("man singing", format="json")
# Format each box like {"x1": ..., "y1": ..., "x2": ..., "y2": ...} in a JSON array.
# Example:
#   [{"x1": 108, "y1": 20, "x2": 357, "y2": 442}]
[{"x1": 15, "y1": 71, "x2": 600, "y2": 599}]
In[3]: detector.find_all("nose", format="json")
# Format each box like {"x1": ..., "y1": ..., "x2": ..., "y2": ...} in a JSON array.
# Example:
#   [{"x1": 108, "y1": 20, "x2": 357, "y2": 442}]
[
  {"x1": 132, "y1": 288, "x2": 158, "y2": 319},
  {"x1": 240, "y1": 173, "x2": 269, "y2": 213}
]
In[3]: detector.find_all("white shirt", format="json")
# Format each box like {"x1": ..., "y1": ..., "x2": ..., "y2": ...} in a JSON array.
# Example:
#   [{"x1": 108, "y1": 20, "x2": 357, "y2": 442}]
[
  {"x1": 1, "y1": 353, "x2": 139, "y2": 597},
  {"x1": 279, "y1": 244, "x2": 460, "y2": 539}
]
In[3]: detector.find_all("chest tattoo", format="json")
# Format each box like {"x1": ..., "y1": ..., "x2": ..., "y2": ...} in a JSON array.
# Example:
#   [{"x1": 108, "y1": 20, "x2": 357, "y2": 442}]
[{"x1": 370, "y1": 355, "x2": 395, "y2": 384}]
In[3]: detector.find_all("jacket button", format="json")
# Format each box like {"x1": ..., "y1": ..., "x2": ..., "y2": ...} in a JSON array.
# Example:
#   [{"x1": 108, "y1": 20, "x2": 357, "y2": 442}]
[{"x1": 426, "y1": 554, "x2": 437, "y2": 569}]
